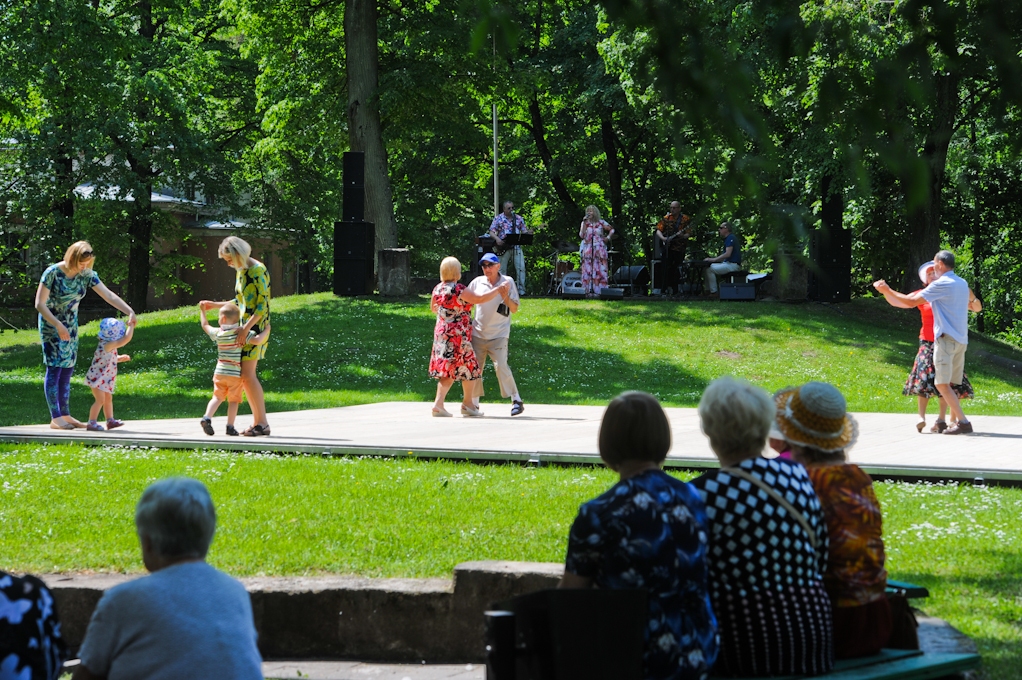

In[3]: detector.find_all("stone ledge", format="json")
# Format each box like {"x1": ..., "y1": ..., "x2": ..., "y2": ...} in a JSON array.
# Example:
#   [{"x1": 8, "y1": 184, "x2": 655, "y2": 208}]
[{"x1": 43, "y1": 560, "x2": 564, "y2": 662}]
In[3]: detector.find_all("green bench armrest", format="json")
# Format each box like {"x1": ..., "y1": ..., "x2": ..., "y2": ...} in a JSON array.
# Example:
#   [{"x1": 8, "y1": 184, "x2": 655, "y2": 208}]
[
  {"x1": 886, "y1": 579, "x2": 930, "y2": 599},
  {"x1": 712, "y1": 649, "x2": 980, "y2": 679}
]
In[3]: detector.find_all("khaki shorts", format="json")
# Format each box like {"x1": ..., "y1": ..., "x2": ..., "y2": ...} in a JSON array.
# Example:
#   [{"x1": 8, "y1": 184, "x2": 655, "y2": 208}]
[
  {"x1": 934, "y1": 336, "x2": 967, "y2": 386},
  {"x1": 213, "y1": 374, "x2": 246, "y2": 403}
]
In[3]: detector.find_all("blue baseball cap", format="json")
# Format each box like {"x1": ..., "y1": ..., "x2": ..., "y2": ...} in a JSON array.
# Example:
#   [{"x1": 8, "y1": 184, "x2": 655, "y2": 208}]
[{"x1": 480, "y1": 253, "x2": 500, "y2": 266}]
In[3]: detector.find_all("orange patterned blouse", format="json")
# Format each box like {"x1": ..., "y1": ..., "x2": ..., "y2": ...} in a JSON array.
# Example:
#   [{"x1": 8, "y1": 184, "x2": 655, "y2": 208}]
[{"x1": 806, "y1": 463, "x2": 888, "y2": 607}]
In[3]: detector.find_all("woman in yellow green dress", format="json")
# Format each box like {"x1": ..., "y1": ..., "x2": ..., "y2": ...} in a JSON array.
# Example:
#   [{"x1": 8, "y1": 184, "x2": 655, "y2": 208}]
[{"x1": 200, "y1": 236, "x2": 272, "y2": 436}]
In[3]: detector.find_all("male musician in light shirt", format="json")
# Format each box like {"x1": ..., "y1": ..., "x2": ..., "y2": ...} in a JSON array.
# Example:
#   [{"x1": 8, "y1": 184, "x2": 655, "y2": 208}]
[
  {"x1": 489, "y1": 200, "x2": 532, "y2": 296},
  {"x1": 463, "y1": 253, "x2": 525, "y2": 417}
]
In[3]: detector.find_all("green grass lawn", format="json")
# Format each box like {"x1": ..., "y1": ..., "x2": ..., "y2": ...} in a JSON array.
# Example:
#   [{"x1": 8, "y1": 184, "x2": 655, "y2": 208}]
[
  {"x1": 0, "y1": 441, "x2": 1019, "y2": 678},
  {"x1": 2, "y1": 293, "x2": 1021, "y2": 425},
  {"x1": 3, "y1": 294, "x2": 1022, "y2": 677}
]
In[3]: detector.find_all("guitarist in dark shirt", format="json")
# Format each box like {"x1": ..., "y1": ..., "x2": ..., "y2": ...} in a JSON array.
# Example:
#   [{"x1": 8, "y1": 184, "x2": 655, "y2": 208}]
[{"x1": 654, "y1": 201, "x2": 692, "y2": 294}]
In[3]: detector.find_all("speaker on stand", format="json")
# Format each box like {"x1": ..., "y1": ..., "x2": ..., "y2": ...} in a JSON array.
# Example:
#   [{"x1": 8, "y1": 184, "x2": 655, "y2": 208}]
[{"x1": 334, "y1": 152, "x2": 376, "y2": 296}]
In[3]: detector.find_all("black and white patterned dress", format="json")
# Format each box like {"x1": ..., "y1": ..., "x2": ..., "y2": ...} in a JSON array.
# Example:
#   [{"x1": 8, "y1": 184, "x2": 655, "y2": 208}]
[{"x1": 690, "y1": 457, "x2": 834, "y2": 677}]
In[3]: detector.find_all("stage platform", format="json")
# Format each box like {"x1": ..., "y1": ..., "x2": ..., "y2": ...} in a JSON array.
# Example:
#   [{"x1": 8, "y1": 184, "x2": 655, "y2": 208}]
[{"x1": 2, "y1": 402, "x2": 1022, "y2": 484}]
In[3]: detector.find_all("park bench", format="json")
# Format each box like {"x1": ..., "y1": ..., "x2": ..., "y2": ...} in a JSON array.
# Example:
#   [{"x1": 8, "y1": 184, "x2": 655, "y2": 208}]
[{"x1": 719, "y1": 648, "x2": 980, "y2": 680}]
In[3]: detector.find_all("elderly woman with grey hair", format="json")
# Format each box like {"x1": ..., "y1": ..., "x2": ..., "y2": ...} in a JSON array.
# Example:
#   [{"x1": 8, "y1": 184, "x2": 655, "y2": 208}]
[
  {"x1": 73, "y1": 478, "x2": 262, "y2": 680},
  {"x1": 690, "y1": 377, "x2": 833, "y2": 677}
]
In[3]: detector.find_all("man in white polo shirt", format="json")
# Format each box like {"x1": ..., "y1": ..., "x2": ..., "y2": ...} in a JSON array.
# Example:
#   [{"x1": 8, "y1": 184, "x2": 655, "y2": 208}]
[
  {"x1": 873, "y1": 250, "x2": 974, "y2": 434},
  {"x1": 463, "y1": 253, "x2": 525, "y2": 417}
]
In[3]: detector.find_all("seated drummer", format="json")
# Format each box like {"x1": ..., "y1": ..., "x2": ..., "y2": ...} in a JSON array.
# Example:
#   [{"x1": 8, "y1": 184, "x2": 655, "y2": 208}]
[{"x1": 654, "y1": 201, "x2": 691, "y2": 294}]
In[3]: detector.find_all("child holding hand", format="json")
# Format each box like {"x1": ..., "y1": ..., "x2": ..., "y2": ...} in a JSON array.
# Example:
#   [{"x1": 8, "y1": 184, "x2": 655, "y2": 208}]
[
  {"x1": 199, "y1": 302, "x2": 270, "y2": 436},
  {"x1": 85, "y1": 317, "x2": 135, "y2": 431}
]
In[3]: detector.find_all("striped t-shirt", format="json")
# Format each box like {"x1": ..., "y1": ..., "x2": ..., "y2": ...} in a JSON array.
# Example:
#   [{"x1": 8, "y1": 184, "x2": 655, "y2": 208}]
[{"x1": 206, "y1": 325, "x2": 256, "y2": 377}]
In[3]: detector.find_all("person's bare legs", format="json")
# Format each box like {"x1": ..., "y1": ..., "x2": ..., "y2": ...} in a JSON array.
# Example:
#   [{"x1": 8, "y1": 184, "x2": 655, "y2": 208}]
[
  {"x1": 935, "y1": 383, "x2": 967, "y2": 423},
  {"x1": 915, "y1": 396, "x2": 929, "y2": 431},
  {"x1": 89, "y1": 387, "x2": 105, "y2": 423},
  {"x1": 226, "y1": 401, "x2": 240, "y2": 428},
  {"x1": 434, "y1": 377, "x2": 454, "y2": 412},
  {"x1": 102, "y1": 392, "x2": 114, "y2": 422},
  {"x1": 240, "y1": 359, "x2": 268, "y2": 428},
  {"x1": 203, "y1": 396, "x2": 224, "y2": 420}
]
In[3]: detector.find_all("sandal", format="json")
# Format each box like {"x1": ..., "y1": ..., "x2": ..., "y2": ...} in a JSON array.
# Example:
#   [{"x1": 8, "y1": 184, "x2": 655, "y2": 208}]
[
  {"x1": 242, "y1": 424, "x2": 271, "y2": 437},
  {"x1": 200, "y1": 418, "x2": 214, "y2": 436},
  {"x1": 106, "y1": 419, "x2": 124, "y2": 430},
  {"x1": 87, "y1": 420, "x2": 104, "y2": 432},
  {"x1": 225, "y1": 424, "x2": 239, "y2": 436},
  {"x1": 431, "y1": 407, "x2": 453, "y2": 418},
  {"x1": 49, "y1": 418, "x2": 75, "y2": 431}
]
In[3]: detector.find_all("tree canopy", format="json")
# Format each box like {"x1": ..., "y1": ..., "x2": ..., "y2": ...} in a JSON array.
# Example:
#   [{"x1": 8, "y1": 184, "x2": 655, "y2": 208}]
[{"x1": 2, "y1": 0, "x2": 1021, "y2": 345}]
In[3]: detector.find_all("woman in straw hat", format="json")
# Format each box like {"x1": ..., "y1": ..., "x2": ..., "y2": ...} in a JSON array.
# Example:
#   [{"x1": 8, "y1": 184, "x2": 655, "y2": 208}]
[
  {"x1": 691, "y1": 377, "x2": 833, "y2": 677},
  {"x1": 874, "y1": 260, "x2": 980, "y2": 433},
  {"x1": 775, "y1": 381, "x2": 892, "y2": 659}
]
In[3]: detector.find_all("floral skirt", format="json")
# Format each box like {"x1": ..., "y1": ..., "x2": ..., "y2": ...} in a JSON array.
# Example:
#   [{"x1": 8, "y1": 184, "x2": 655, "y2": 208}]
[{"x1": 903, "y1": 340, "x2": 974, "y2": 399}]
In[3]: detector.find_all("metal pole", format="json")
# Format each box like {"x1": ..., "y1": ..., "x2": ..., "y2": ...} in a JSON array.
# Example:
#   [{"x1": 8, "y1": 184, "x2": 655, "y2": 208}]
[
  {"x1": 492, "y1": 106, "x2": 499, "y2": 217},
  {"x1": 492, "y1": 34, "x2": 499, "y2": 217}
]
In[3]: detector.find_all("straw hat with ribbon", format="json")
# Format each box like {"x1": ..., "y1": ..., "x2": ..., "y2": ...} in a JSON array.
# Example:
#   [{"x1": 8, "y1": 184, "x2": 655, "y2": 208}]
[{"x1": 774, "y1": 382, "x2": 858, "y2": 453}]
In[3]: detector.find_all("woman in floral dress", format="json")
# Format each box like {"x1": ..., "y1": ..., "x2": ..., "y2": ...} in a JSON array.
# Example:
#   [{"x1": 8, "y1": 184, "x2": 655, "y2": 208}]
[
  {"x1": 34, "y1": 241, "x2": 136, "y2": 429},
  {"x1": 429, "y1": 256, "x2": 507, "y2": 417},
  {"x1": 200, "y1": 236, "x2": 272, "y2": 436},
  {"x1": 578, "y1": 205, "x2": 615, "y2": 297}
]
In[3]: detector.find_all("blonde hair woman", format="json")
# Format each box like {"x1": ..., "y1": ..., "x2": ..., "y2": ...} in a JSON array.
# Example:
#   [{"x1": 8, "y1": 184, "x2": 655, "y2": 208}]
[
  {"x1": 578, "y1": 205, "x2": 614, "y2": 297},
  {"x1": 428, "y1": 256, "x2": 507, "y2": 416},
  {"x1": 34, "y1": 241, "x2": 136, "y2": 429},
  {"x1": 199, "y1": 236, "x2": 272, "y2": 436}
]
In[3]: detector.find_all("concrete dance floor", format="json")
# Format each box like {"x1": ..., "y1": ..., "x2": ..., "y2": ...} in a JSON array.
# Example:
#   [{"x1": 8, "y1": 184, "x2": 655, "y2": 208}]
[{"x1": 2, "y1": 402, "x2": 1022, "y2": 483}]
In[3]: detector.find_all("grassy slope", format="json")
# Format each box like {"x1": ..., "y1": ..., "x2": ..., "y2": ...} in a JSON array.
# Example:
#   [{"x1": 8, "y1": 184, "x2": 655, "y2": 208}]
[{"x1": 1, "y1": 293, "x2": 1021, "y2": 425}]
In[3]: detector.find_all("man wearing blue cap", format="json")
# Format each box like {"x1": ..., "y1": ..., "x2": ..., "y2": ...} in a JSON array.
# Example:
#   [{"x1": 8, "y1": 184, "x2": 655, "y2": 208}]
[{"x1": 463, "y1": 253, "x2": 525, "y2": 416}]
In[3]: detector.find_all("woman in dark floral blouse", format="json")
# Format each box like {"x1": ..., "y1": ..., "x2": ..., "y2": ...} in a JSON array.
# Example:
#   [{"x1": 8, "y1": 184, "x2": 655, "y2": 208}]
[
  {"x1": 0, "y1": 571, "x2": 67, "y2": 679},
  {"x1": 561, "y1": 391, "x2": 718, "y2": 680}
]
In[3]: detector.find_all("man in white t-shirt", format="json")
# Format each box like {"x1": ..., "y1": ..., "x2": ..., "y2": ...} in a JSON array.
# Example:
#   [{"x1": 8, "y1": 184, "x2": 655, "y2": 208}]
[
  {"x1": 873, "y1": 250, "x2": 975, "y2": 434},
  {"x1": 463, "y1": 253, "x2": 525, "y2": 417},
  {"x1": 73, "y1": 478, "x2": 262, "y2": 680}
]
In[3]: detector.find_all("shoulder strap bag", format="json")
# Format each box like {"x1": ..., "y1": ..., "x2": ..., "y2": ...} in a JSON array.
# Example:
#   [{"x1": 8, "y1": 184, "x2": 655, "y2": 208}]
[{"x1": 726, "y1": 466, "x2": 820, "y2": 550}]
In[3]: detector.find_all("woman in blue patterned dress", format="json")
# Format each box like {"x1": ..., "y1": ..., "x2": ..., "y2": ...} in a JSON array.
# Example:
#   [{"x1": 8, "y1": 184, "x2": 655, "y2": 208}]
[
  {"x1": 34, "y1": 241, "x2": 136, "y2": 430},
  {"x1": 691, "y1": 377, "x2": 833, "y2": 677},
  {"x1": 561, "y1": 391, "x2": 719, "y2": 680},
  {"x1": 0, "y1": 570, "x2": 67, "y2": 679},
  {"x1": 200, "y1": 236, "x2": 272, "y2": 436}
]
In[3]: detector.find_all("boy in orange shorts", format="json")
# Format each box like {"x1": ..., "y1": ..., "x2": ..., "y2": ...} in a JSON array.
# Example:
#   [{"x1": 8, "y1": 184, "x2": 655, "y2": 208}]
[{"x1": 199, "y1": 302, "x2": 270, "y2": 435}]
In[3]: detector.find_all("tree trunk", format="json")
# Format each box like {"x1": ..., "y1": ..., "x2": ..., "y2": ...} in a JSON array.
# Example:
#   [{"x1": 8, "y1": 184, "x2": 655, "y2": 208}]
[
  {"x1": 345, "y1": 0, "x2": 398, "y2": 254},
  {"x1": 601, "y1": 116, "x2": 622, "y2": 222},
  {"x1": 126, "y1": 182, "x2": 153, "y2": 311},
  {"x1": 905, "y1": 72, "x2": 958, "y2": 271},
  {"x1": 528, "y1": 96, "x2": 579, "y2": 220}
]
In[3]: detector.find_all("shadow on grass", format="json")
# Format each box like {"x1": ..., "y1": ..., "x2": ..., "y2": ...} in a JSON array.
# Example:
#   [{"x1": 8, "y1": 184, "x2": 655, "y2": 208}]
[{"x1": 0, "y1": 295, "x2": 707, "y2": 426}]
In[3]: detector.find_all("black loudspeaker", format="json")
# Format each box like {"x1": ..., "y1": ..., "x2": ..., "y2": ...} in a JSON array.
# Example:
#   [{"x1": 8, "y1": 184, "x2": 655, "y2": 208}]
[
  {"x1": 334, "y1": 221, "x2": 375, "y2": 295},
  {"x1": 808, "y1": 227, "x2": 851, "y2": 303},
  {"x1": 613, "y1": 266, "x2": 649, "y2": 295},
  {"x1": 342, "y1": 151, "x2": 365, "y2": 222}
]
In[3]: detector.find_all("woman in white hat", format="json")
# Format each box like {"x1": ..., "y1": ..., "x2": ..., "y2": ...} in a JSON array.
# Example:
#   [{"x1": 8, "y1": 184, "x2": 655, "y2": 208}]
[
  {"x1": 775, "y1": 382, "x2": 891, "y2": 660},
  {"x1": 875, "y1": 260, "x2": 981, "y2": 433}
]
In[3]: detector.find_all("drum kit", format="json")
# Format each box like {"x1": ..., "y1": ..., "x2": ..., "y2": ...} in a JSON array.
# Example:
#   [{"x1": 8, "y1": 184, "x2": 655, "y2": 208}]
[{"x1": 545, "y1": 240, "x2": 622, "y2": 295}]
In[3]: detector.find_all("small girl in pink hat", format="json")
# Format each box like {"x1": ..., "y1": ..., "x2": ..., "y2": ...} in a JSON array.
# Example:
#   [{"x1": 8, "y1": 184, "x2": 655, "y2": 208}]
[{"x1": 85, "y1": 317, "x2": 135, "y2": 431}]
